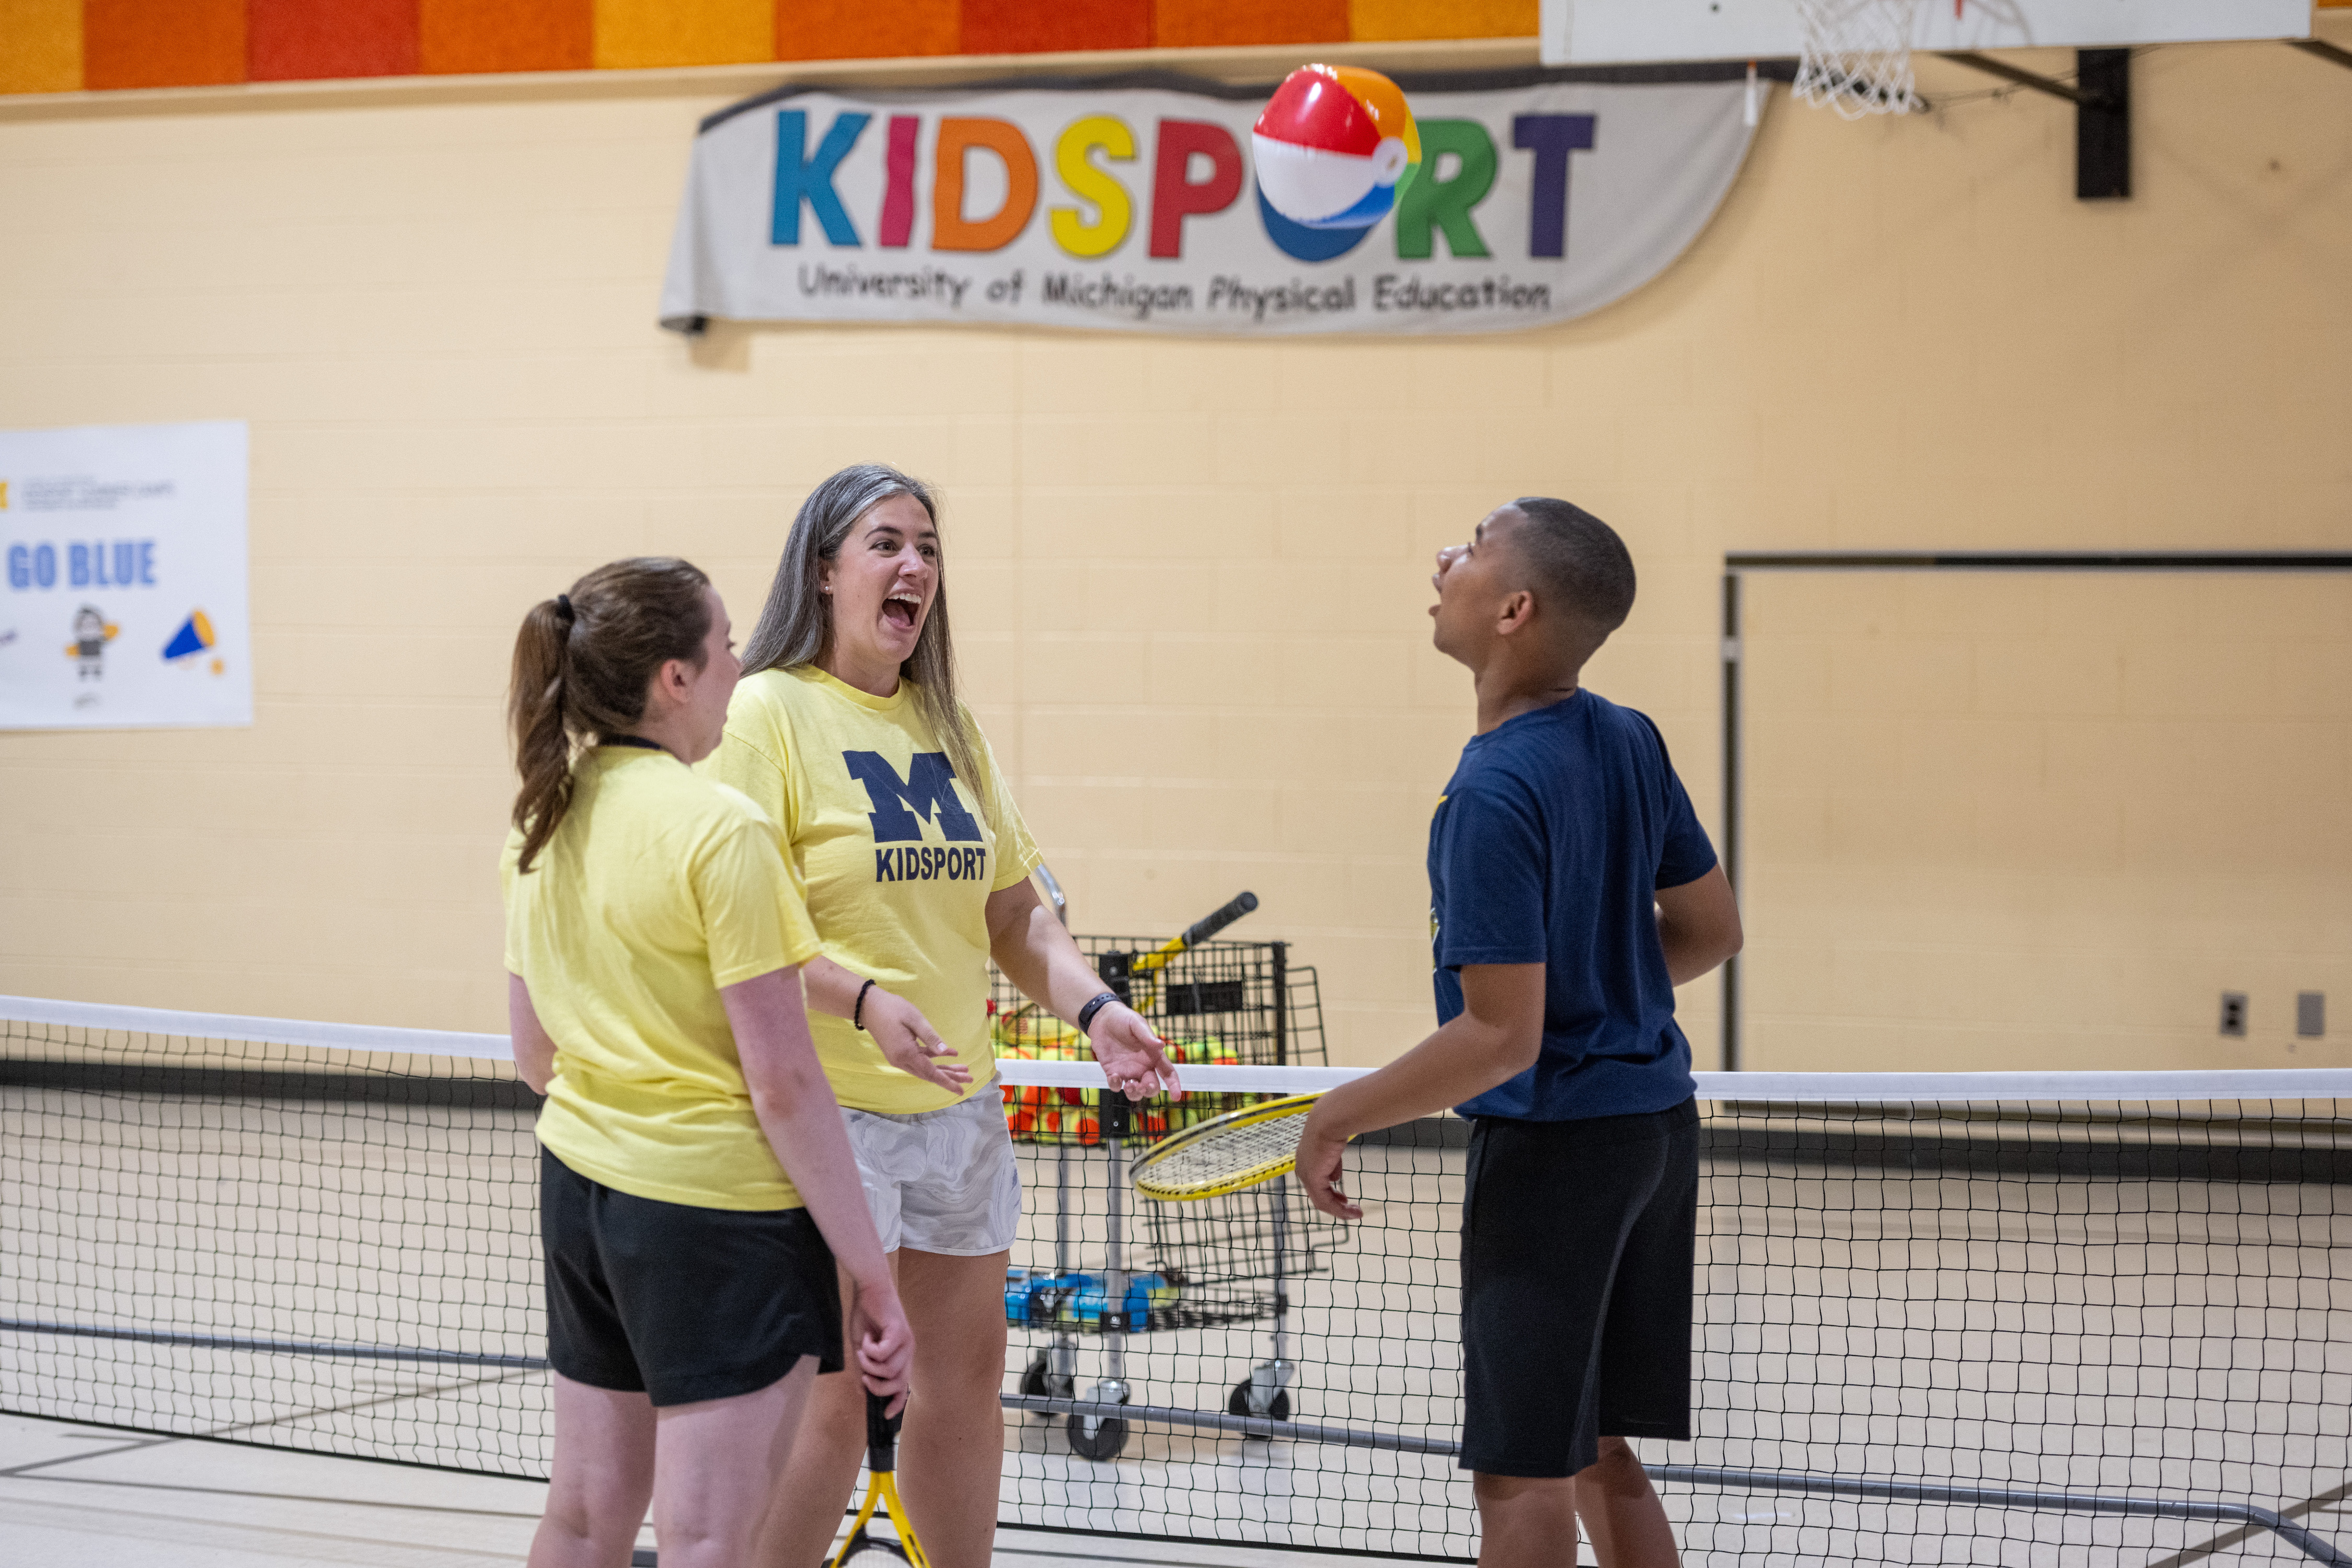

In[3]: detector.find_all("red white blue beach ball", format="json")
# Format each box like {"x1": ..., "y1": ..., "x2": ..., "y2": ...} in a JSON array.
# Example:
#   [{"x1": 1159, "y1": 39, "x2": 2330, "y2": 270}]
[{"x1": 1251, "y1": 64, "x2": 1423, "y2": 230}]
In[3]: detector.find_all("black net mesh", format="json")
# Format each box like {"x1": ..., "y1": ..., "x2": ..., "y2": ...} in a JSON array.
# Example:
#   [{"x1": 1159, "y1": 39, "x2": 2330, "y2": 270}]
[
  {"x1": 4, "y1": 996, "x2": 2350, "y2": 1565},
  {"x1": 0, "y1": 1016, "x2": 546, "y2": 1476}
]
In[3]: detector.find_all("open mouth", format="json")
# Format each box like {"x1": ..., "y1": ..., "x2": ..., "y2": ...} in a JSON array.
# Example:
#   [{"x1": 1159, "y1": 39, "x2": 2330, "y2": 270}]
[{"x1": 882, "y1": 591, "x2": 921, "y2": 632}]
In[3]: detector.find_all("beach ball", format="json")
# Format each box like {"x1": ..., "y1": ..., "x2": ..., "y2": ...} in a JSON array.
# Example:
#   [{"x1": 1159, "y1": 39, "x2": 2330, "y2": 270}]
[{"x1": 1252, "y1": 64, "x2": 1422, "y2": 230}]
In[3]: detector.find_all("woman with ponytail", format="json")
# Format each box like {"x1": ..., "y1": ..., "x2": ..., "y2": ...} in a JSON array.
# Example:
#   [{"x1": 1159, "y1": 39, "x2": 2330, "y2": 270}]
[
  {"x1": 500, "y1": 557, "x2": 913, "y2": 1568},
  {"x1": 705, "y1": 467, "x2": 1180, "y2": 1568}
]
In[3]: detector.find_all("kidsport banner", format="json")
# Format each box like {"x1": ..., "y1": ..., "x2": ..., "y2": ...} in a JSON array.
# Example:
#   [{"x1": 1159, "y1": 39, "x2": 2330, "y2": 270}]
[
  {"x1": 660, "y1": 69, "x2": 1758, "y2": 338},
  {"x1": 0, "y1": 421, "x2": 252, "y2": 731}
]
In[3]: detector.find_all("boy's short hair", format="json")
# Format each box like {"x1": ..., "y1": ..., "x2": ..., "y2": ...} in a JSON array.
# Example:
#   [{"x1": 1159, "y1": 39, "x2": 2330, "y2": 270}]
[{"x1": 1509, "y1": 497, "x2": 1637, "y2": 640}]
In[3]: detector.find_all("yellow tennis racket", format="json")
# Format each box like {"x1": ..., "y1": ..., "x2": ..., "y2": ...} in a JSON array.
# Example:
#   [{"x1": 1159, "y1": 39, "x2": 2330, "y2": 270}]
[
  {"x1": 1129, "y1": 1092, "x2": 1324, "y2": 1201},
  {"x1": 829, "y1": 1390, "x2": 929, "y2": 1567}
]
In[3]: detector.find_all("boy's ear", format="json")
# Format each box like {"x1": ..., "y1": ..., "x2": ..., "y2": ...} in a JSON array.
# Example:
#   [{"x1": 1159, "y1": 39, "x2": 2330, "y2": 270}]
[{"x1": 1495, "y1": 587, "x2": 1537, "y2": 637}]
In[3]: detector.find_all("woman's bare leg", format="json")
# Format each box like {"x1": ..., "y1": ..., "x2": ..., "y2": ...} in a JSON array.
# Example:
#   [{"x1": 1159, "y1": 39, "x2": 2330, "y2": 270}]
[
  {"x1": 891, "y1": 1247, "x2": 1012, "y2": 1568},
  {"x1": 757, "y1": 1261, "x2": 891, "y2": 1567},
  {"x1": 530, "y1": 1373, "x2": 656, "y2": 1568},
  {"x1": 1472, "y1": 1472, "x2": 1579, "y2": 1567},
  {"x1": 651, "y1": 1356, "x2": 818, "y2": 1568},
  {"x1": 1473, "y1": 1440, "x2": 1680, "y2": 1568},
  {"x1": 1573, "y1": 1437, "x2": 1679, "y2": 1568}
]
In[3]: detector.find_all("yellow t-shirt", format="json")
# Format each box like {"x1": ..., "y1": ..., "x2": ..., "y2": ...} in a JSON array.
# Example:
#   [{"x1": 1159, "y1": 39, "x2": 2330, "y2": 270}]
[
  {"x1": 501, "y1": 744, "x2": 823, "y2": 1211},
  {"x1": 702, "y1": 666, "x2": 1043, "y2": 1115}
]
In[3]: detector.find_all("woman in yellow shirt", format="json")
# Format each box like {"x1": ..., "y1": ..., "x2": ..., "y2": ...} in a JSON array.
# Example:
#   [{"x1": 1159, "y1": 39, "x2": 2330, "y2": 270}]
[
  {"x1": 500, "y1": 556, "x2": 913, "y2": 1568},
  {"x1": 707, "y1": 466, "x2": 1179, "y2": 1568}
]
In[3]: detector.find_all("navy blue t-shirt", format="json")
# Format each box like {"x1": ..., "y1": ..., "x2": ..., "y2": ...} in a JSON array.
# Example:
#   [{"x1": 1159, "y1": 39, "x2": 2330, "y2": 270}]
[{"x1": 1431, "y1": 690, "x2": 1717, "y2": 1122}]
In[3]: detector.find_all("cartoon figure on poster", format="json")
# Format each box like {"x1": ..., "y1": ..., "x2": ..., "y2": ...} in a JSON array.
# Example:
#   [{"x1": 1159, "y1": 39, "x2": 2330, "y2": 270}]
[
  {"x1": 1251, "y1": 65, "x2": 1421, "y2": 259},
  {"x1": 66, "y1": 605, "x2": 117, "y2": 681}
]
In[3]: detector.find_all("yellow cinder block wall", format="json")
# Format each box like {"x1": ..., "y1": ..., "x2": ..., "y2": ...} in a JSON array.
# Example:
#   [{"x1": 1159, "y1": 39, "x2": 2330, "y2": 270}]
[
  {"x1": 0, "y1": 38, "x2": 2346, "y2": 1070},
  {"x1": 1747, "y1": 573, "x2": 2351, "y2": 1073}
]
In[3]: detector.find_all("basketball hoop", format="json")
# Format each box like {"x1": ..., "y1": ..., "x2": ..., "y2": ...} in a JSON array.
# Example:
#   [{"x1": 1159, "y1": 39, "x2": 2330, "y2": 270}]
[{"x1": 1791, "y1": 0, "x2": 1930, "y2": 117}]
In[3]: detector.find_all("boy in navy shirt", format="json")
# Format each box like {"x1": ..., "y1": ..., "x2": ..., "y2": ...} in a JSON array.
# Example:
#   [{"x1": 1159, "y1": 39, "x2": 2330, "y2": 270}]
[{"x1": 1297, "y1": 498, "x2": 1742, "y2": 1568}]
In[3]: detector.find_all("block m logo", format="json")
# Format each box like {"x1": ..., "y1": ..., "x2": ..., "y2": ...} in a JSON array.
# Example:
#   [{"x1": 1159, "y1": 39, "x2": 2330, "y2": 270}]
[{"x1": 843, "y1": 751, "x2": 982, "y2": 844}]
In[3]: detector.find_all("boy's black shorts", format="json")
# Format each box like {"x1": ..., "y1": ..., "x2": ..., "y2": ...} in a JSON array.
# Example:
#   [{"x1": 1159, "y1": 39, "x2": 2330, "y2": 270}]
[
  {"x1": 540, "y1": 1146, "x2": 843, "y2": 1408},
  {"x1": 1459, "y1": 1097, "x2": 1699, "y2": 1478}
]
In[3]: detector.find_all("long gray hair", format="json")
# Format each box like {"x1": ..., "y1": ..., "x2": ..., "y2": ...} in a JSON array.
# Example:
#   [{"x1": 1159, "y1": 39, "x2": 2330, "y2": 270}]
[{"x1": 741, "y1": 463, "x2": 982, "y2": 794}]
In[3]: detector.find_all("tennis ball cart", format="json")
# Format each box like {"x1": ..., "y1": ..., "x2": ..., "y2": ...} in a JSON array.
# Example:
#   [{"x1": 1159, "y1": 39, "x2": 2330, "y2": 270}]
[{"x1": 990, "y1": 899, "x2": 1342, "y2": 1462}]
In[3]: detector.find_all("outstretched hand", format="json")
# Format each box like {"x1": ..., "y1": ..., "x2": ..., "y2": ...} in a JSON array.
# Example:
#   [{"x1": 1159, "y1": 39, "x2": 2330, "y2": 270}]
[
  {"x1": 1086, "y1": 1001, "x2": 1184, "y2": 1102},
  {"x1": 864, "y1": 988, "x2": 973, "y2": 1092}
]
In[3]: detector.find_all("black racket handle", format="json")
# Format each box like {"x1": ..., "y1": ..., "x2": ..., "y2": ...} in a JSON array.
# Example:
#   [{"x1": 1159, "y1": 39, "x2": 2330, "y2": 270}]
[
  {"x1": 1178, "y1": 891, "x2": 1258, "y2": 951},
  {"x1": 865, "y1": 1388, "x2": 902, "y2": 1473}
]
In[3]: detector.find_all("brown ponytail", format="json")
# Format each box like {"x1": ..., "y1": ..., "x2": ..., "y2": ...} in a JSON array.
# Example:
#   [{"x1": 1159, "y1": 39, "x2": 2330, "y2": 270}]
[{"x1": 508, "y1": 557, "x2": 713, "y2": 872}]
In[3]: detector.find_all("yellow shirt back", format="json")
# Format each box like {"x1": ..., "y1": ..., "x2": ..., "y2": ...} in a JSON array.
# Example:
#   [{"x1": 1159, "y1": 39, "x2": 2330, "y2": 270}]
[
  {"x1": 704, "y1": 667, "x2": 1042, "y2": 1115},
  {"x1": 501, "y1": 745, "x2": 822, "y2": 1211}
]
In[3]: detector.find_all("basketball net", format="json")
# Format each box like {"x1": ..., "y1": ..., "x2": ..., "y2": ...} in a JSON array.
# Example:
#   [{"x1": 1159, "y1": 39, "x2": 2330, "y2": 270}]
[{"x1": 1791, "y1": 0, "x2": 1930, "y2": 117}]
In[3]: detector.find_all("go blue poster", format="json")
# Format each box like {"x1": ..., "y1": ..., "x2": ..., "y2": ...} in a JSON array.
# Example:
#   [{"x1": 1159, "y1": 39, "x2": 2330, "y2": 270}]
[{"x1": 0, "y1": 421, "x2": 252, "y2": 731}]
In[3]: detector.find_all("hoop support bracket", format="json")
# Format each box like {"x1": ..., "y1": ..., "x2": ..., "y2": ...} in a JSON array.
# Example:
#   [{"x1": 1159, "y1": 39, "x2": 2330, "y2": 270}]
[
  {"x1": 1936, "y1": 50, "x2": 2102, "y2": 106},
  {"x1": 1938, "y1": 48, "x2": 2128, "y2": 201}
]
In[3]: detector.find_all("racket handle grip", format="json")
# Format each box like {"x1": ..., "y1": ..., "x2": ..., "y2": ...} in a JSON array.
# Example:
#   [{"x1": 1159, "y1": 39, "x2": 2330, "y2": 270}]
[
  {"x1": 865, "y1": 1388, "x2": 901, "y2": 1473},
  {"x1": 1179, "y1": 891, "x2": 1258, "y2": 951}
]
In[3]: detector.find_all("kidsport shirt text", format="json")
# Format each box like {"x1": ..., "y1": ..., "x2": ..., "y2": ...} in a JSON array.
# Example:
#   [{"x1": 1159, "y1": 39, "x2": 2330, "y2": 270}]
[{"x1": 845, "y1": 748, "x2": 989, "y2": 886}]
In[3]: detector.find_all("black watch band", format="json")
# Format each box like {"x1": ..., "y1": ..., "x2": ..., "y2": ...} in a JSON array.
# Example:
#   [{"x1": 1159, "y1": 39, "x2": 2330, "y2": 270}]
[{"x1": 1075, "y1": 991, "x2": 1121, "y2": 1034}]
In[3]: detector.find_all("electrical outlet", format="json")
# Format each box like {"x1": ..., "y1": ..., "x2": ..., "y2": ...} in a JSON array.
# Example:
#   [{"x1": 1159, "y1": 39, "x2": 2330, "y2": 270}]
[
  {"x1": 2298, "y1": 993, "x2": 2325, "y2": 1039},
  {"x1": 2220, "y1": 992, "x2": 2247, "y2": 1037}
]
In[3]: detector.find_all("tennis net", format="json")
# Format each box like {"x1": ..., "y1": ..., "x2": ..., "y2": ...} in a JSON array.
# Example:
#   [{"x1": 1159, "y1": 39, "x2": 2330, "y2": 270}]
[{"x1": 4, "y1": 992, "x2": 2350, "y2": 1565}]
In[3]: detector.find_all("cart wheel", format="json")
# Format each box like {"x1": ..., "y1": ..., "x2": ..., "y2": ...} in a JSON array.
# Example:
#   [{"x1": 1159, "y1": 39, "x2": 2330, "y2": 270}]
[
  {"x1": 1066, "y1": 1410, "x2": 1128, "y2": 1461},
  {"x1": 1228, "y1": 1377, "x2": 1292, "y2": 1422},
  {"x1": 1020, "y1": 1354, "x2": 1074, "y2": 1416}
]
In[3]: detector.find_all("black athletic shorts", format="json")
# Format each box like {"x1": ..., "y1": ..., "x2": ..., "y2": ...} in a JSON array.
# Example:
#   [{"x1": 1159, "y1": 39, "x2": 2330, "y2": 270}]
[
  {"x1": 540, "y1": 1146, "x2": 844, "y2": 1407},
  {"x1": 1459, "y1": 1097, "x2": 1699, "y2": 1478}
]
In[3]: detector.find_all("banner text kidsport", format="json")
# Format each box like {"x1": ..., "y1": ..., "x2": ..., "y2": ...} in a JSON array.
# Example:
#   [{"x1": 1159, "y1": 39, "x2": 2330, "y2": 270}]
[{"x1": 661, "y1": 72, "x2": 1760, "y2": 338}]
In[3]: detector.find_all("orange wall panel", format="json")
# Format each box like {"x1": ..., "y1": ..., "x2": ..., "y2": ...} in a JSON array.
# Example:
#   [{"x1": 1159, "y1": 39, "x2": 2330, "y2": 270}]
[
  {"x1": 419, "y1": 0, "x2": 591, "y2": 73},
  {"x1": 962, "y1": 0, "x2": 1150, "y2": 54},
  {"x1": 1158, "y1": 0, "x2": 1345, "y2": 48},
  {"x1": 1347, "y1": 0, "x2": 1535, "y2": 41},
  {"x1": 777, "y1": 0, "x2": 959, "y2": 60},
  {"x1": 594, "y1": 0, "x2": 773, "y2": 67},
  {"x1": 250, "y1": 0, "x2": 421, "y2": 81},
  {"x1": 85, "y1": 0, "x2": 247, "y2": 88},
  {"x1": 0, "y1": 0, "x2": 82, "y2": 93}
]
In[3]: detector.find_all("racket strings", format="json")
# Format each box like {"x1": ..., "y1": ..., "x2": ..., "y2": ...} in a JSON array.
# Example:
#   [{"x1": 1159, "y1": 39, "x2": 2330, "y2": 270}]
[{"x1": 1135, "y1": 1108, "x2": 1308, "y2": 1195}]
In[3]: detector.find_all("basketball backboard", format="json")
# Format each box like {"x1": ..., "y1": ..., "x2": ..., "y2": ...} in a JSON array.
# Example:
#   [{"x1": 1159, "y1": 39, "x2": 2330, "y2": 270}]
[{"x1": 1541, "y1": 0, "x2": 2315, "y2": 65}]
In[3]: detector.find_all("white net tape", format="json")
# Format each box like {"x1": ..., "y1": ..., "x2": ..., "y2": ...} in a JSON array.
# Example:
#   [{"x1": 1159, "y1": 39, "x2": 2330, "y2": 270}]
[{"x1": 1793, "y1": 0, "x2": 1926, "y2": 117}]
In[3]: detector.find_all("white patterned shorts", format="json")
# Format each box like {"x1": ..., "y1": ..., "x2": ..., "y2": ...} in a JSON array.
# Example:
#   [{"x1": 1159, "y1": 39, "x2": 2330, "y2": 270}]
[{"x1": 840, "y1": 1079, "x2": 1023, "y2": 1256}]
